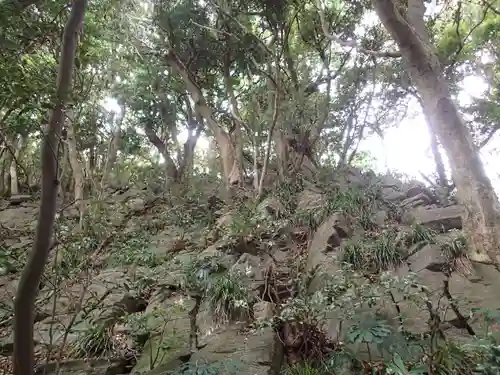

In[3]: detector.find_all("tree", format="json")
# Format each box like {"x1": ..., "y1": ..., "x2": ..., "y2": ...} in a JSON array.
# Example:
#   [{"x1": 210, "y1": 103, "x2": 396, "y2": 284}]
[
  {"x1": 13, "y1": 1, "x2": 87, "y2": 374},
  {"x1": 372, "y1": 0, "x2": 500, "y2": 275}
]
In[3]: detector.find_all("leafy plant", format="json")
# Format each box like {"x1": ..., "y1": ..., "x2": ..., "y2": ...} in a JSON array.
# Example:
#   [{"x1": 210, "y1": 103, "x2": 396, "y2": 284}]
[
  {"x1": 208, "y1": 271, "x2": 253, "y2": 324},
  {"x1": 281, "y1": 362, "x2": 326, "y2": 375},
  {"x1": 385, "y1": 353, "x2": 426, "y2": 375},
  {"x1": 342, "y1": 241, "x2": 365, "y2": 270},
  {"x1": 108, "y1": 234, "x2": 161, "y2": 268},
  {"x1": 347, "y1": 319, "x2": 393, "y2": 373},
  {"x1": 409, "y1": 224, "x2": 437, "y2": 245},
  {"x1": 371, "y1": 230, "x2": 403, "y2": 270},
  {"x1": 475, "y1": 345, "x2": 500, "y2": 374},
  {"x1": 69, "y1": 324, "x2": 116, "y2": 358}
]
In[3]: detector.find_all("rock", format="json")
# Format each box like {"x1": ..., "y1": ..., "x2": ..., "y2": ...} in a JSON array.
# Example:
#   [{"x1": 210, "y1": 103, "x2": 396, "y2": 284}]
[
  {"x1": 448, "y1": 263, "x2": 500, "y2": 335},
  {"x1": 253, "y1": 301, "x2": 274, "y2": 321},
  {"x1": 400, "y1": 193, "x2": 432, "y2": 209},
  {"x1": 34, "y1": 358, "x2": 127, "y2": 375},
  {"x1": 189, "y1": 324, "x2": 276, "y2": 375},
  {"x1": 380, "y1": 187, "x2": 406, "y2": 201},
  {"x1": 342, "y1": 167, "x2": 366, "y2": 187},
  {"x1": 132, "y1": 295, "x2": 194, "y2": 374},
  {"x1": 296, "y1": 189, "x2": 326, "y2": 212},
  {"x1": 257, "y1": 197, "x2": 285, "y2": 219},
  {"x1": 373, "y1": 210, "x2": 388, "y2": 227},
  {"x1": 402, "y1": 205, "x2": 465, "y2": 231},
  {"x1": 216, "y1": 212, "x2": 234, "y2": 229},
  {"x1": 306, "y1": 213, "x2": 351, "y2": 292},
  {"x1": 0, "y1": 206, "x2": 38, "y2": 229},
  {"x1": 407, "y1": 244, "x2": 447, "y2": 273},
  {"x1": 126, "y1": 197, "x2": 145, "y2": 211},
  {"x1": 404, "y1": 183, "x2": 429, "y2": 199},
  {"x1": 8, "y1": 194, "x2": 32, "y2": 205},
  {"x1": 231, "y1": 253, "x2": 265, "y2": 293},
  {"x1": 379, "y1": 174, "x2": 403, "y2": 188},
  {"x1": 307, "y1": 213, "x2": 352, "y2": 271},
  {"x1": 232, "y1": 253, "x2": 263, "y2": 279}
]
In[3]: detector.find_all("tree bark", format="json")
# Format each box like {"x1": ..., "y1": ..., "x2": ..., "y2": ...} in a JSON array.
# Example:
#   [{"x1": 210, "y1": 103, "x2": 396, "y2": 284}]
[
  {"x1": 9, "y1": 134, "x2": 26, "y2": 195},
  {"x1": 165, "y1": 50, "x2": 241, "y2": 187},
  {"x1": 101, "y1": 107, "x2": 125, "y2": 189},
  {"x1": 66, "y1": 110, "x2": 85, "y2": 213},
  {"x1": 13, "y1": 2, "x2": 86, "y2": 375},
  {"x1": 372, "y1": 0, "x2": 500, "y2": 271},
  {"x1": 0, "y1": 148, "x2": 7, "y2": 196},
  {"x1": 144, "y1": 122, "x2": 179, "y2": 182}
]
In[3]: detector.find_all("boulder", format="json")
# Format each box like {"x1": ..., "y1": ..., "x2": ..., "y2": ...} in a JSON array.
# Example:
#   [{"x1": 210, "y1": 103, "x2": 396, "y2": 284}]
[
  {"x1": 373, "y1": 210, "x2": 388, "y2": 227},
  {"x1": 189, "y1": 324, "x2": 276, "y2": 375},
  {"x1": 380, "y1": 187, "x2": 406, "y2": 201},
  {"x1": 407, "y1": 244, "x2": 447, "y2": 273},
  {"x1": 126, "y1": 197, "x2": 146, "y2": 211},
  {"x1": 132, "y1": 294, "x2": 194, "y2": 374},
  {"x1": 379, "y1": 174, "x2": 402, "y2": 188},
  {"x1": 257, "y1": 197, "x2": 285, "y2": 219},
  {"x1": 400, "y1": 193, "x2": 432, "y2": 209},
  {"x1": 306, "y1": 213, "x2": 351, "y2": 292},
  {"x1": 307, "y1": 213, "x2": 352, "y2": 268},
  {"x1": 8, "y1": 194, "x2": 32, "y2": 205},
  {"x1": 34, "y1": 358, "x2": 127, "y2": 375},
  {"x1": 296, "y1": 189, "x2": 326, "y2": 212},
  {"x1": 402, "y1": 205, "x2": 464, "y2": 231}
]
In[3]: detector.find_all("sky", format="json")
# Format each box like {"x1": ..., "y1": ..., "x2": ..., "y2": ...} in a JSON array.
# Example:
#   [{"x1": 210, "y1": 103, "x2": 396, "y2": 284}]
[{"x1": 357, "y1": 75, "x2": 500, "y2": 192}]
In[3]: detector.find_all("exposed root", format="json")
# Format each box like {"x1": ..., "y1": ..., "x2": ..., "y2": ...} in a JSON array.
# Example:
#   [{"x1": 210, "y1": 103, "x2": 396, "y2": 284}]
[{"x1": 278, "y1": 321, "x2": 334, "y2": 364}]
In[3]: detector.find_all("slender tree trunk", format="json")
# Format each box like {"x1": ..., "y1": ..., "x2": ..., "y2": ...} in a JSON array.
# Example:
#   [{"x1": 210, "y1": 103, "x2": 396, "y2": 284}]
[
  {"x1": 9, "y1": 134, "x2": 26, "y2": 195},
  {"x1": 0, "y1": 149, "x2": 6, "y2": 196},
  {"x1": 101, "y1": 107, "x2": 125, "y2": 190},
  {"x1": 66, "y1": 110, "x2": 85, "y2": 213},
  {"x1": 373, "y1": 0, "x2": 500, "y2": 272},
  {"x1": 143, "y1": 123, "x2": 179, "y2": 184},
  {"x1": 13, "y1": 3, "x2": 86, "y2": 375}
]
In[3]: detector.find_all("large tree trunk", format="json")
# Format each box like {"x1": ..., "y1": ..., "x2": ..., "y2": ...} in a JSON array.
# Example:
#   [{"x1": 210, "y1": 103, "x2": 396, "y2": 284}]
[
  {"x1": 372, "y1": 0, "x2": 500, "y2": 272},
  {"x1": 66, "y1": 110, "x2": 85, "y2": 214},
  {"x1": 13, "y1": 2, "x2": 86, "y2": 375},
  {"x1": 165, "y1": 50, "x2": 242, "y2": 187},
  {"x1": 9, "y1": 134, "x2": 26, "y2": 195}
]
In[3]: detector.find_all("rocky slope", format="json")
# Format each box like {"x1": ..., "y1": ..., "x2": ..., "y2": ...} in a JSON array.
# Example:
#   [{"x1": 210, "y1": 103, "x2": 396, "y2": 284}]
[{"x1": 0, "y1": 169, "x2": 498, "y2": 375}]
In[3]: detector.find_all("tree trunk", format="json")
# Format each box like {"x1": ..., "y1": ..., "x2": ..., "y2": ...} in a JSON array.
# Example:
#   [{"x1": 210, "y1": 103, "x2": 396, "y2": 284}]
[
  {"x1": 58, "y1": 141, "x2": 69, "y2": 200},
  {"x1": 13, "y1": 2, "x2": 86, "y2": 374},
  {"x1": 0, "y1": 149, "x2": 6, "y2": 196},
  {"x1": 143, "y1": 122, "x2": 179, "y2": 183},
  {"x1": 9, "y1": 134, "x2": 26, "y2": 195},
  {"x1": 165, "y1": 50, "x2": 241, "y2": 187},
  {"x1": 101, "y1": 107, "x2": 125, "y2": 189},
  {"x1": 373, "y1": 0, "x2": 500, "y2": 271},
  {"x1": 66, "y1": 110, "x2": 85, "y2": 213}
]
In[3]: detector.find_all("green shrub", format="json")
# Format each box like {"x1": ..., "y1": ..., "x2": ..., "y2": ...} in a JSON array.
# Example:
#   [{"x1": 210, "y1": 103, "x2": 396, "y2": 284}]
[
  {"x1": 69, "y1": 324, "x2": 116, "y2": 358},
  {"x1": 372, "y1": 230, "x2": 402, "y2": 270},
  {"x1": 208, "y1": 271, "x2": 253, "y2": 324}
]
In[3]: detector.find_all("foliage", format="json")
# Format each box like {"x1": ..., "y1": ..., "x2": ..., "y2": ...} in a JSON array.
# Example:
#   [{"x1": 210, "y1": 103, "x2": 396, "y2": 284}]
[
  {"x1": 108, "y1": 233, "x2": 162, "y2": 268},
  {"x1": 208, "y1": 271, "x2": 253, "y2": 325},
  {"x1": 69, "y1": 323, "x2": 116, "y2": 358},
  {"x1": 342, "y1": 229, "x2": 403, "y2": 271}
]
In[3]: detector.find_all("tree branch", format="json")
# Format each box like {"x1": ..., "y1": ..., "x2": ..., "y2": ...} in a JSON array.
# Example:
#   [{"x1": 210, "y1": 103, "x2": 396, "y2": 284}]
[{"x1": 317, "y1": 1, "x2": 401, "y2": 58}]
